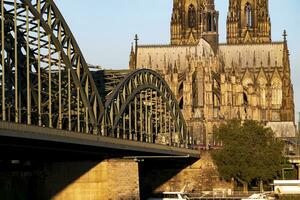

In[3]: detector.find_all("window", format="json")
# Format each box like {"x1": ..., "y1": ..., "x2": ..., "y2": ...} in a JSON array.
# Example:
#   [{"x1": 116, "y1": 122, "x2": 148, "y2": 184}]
[
  {"x1": 213, "y1": 93, "x2": 220, "y2": 119},
  {"x1": 245, "y1": 3, "x2": 252, "y2": 27},
  {"x1": 243, "y1": 92, "x2": 248, "y2": 106},
  {"x1": 271, "y1": 79, "x2": 282, "y2": 106},
  {"x1": 242, "y1": 78, "x2": 252, "y2": 108},
  {"x1": 260, "y1": 87, "x2": 267, "y2": 108},
  {"x1": 207, "y1": 13, "x2": 212, "y2": 31},
  {"x1": 179, "y1": 98, "x2": 183, "y2": 110},
  {"x1": 243, "y1": 92, "x2": 248, "y2": 118},
  {"x1": 258, "y1": 79, "x2": 267, "y2": 108},
  {"x1": 213, "y1": 15, "x2": 217, "y2": 31},
  {"x1": 188, "y1": 4, "x2": 196, "y2": 28}
]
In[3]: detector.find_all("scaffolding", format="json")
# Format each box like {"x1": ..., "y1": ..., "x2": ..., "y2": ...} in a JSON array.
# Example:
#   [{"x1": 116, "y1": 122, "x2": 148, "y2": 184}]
[
  {"x1": 298, "y1": 112, "x2": 300, "y2": 132},
  {"x1": 298, "y1": 112, "x2": 300, "y2": 155}
]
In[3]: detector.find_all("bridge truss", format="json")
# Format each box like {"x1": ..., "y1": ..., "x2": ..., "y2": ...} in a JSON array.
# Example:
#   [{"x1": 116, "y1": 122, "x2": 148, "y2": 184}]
[{"x1": 0, "y1": 0, "x2": 192, "y2": 148}]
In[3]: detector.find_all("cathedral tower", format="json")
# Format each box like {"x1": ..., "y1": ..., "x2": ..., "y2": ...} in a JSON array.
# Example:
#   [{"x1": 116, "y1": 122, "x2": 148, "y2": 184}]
[
  {"x1": 227, "y1": 0, "x2": 271, "y2": 44},
  {"x1": 171, "y1": 0, "x2": 219, "y2": 50}
]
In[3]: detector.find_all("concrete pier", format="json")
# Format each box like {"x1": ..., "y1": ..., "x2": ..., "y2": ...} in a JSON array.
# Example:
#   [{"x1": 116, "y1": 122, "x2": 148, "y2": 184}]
[{"x1": 0, "y1": 160, "x2": 140, "y2": 200}]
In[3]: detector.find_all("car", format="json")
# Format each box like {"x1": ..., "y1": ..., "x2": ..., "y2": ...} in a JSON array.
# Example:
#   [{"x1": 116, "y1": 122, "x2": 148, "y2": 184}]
[{"x1": 242, "y1": 193, "x2": 275, "y2": 200}]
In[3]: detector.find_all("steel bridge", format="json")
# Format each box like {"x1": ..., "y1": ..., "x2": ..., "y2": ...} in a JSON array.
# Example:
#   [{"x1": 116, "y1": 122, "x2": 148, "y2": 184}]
[{"x1": 0, "y1": 0, "x2": 199, "y2": 157}]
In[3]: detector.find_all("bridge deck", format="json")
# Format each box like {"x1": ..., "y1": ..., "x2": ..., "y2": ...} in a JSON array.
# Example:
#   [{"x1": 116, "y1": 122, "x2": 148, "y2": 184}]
[{"x1": 0, "y1": 122, "x2": 200, "y2": 158}]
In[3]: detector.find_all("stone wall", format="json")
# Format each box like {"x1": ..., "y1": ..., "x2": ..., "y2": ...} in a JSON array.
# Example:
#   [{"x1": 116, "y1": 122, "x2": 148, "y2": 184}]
[
  {"x1": 140, "y1": 152, "x2": 232, "y2": 198},
  {"x1": 47, "y1": 160, "x2": 140, "y2": 200},
  {"x1": 0, "y1": 160, "x2": 140, "y2": 200},
  {"x1": 106, "y1": 160, "x2": 140, "y2": 200}
]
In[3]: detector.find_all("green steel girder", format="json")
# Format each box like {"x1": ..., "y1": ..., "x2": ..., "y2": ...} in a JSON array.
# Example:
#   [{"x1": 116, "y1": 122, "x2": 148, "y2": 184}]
[
  {"x1": 0, "y1": 0, "x2": 193, "y2": 149},
  {"x1": 110, "y1": 85, "x2": 180, "y2": 132},
  {"x1": 0, "y1": 0, "x2": 104, "y2": 133},
  {"x1": 104, "y1": 69, "x2": 190, "y2": 147},
  {"x1": 23, "y1": 0, "x2": 105, "y2": 124}
]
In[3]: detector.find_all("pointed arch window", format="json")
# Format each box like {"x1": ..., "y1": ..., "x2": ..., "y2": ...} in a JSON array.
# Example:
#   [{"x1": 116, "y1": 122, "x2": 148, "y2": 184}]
[
  {"x1": 258, "y1": 79, "x2": 267, "y2": 108},
  {"x1": 213, "y1": 15, "x2": 217, "y2": 31},
  {"x1": 188, "y1": 4, "x2": 196, "y2": 28},
  {"x1": 213, "y1": 93, "x2": 220, "y2": 119},
  {"x1": 212, "y1": 125, "x2": 218, "y2": 147},
  {"x1": 245, "y1": 2, "x2": 252, "y2": 27},
  {"x1": 260, "y1": 87, "x2": 266, "y2": 107},
  {"x1": 242, "y1": 78, "x2": 252, "y2": 114},
  {"x1": 207, "y1": 12, "x2": 212, "y2": 31},
  {"x1": 243, "y1": 92, "x2": 248, "y2": 106},
  {"x1": 271, "y1": 79, "x2": 282, "y2": 106}
]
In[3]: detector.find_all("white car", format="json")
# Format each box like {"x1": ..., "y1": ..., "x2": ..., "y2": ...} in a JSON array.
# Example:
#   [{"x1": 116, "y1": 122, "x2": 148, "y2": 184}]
[
  {"x1": 147, "y1": 191, "x2": 189, "y2": 200},
  {"x1": 242, "y1": 193, "x2": 274, "y2": 200},
  {"x1": 147, "y1": 186, "x2": 189, "y2": 200}
]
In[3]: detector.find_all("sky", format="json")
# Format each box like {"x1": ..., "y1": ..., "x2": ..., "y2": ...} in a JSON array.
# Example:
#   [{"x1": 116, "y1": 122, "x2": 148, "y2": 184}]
[{"x1": 55, "y1": 0, "x2": 300, "y2": 123}]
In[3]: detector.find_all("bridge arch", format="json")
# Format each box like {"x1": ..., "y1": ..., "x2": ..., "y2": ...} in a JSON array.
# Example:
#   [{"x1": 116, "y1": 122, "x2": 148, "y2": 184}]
[
  {"x1": 0, "y1": 1, "x2": 193, "y2": 149},
  {"x1": 0, "y1": 0, "x2": 104, "y2": 133},
  {"x1": 103, "y1": 69, "x2": 190, "y2": 147}
]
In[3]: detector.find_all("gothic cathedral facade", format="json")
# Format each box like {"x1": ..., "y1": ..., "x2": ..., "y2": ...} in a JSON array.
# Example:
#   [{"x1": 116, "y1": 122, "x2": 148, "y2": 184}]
[{"x1": 129, "y1": 0, "x2": 295, "y2": 148}]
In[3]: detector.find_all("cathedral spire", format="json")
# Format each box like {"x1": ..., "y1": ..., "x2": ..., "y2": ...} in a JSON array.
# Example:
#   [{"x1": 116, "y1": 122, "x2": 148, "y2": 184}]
[
  {"x1": 283, "y1": 30, "x2": 287, "y2": 42},
  {"x1": 171, "y1": 0, "x2": 219, "y2": 49},
  {"x1": 227, "y1": 0, "x2": 271, "y2": 44}
]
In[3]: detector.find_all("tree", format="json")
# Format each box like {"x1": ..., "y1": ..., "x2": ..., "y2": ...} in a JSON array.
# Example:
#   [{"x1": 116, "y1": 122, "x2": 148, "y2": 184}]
[{"x1": 212, "y1": 120, "x2": 284, "y2": 191}]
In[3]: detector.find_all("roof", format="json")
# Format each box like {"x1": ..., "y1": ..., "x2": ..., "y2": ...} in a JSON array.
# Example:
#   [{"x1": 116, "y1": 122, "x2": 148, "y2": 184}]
[
  {"x1": 137, "y1": 39, "x2": 214, "y2": 70},
  {"x1": 266, "y1": 122, "x2": 296, "y2": 138},
  {"x1": 136, "y1": 41, "x2": 286, "y2": 73},
  {"x1": 219, "y1": 42, "x2": 285, "y2": 69}
]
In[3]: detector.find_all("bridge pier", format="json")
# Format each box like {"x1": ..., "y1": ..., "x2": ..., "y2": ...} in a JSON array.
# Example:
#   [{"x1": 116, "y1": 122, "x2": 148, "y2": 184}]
[
  {"x1": 42, "y1": 160, "x2": 140, "y2": 200},
  {"x1": 139, "y1": 152, "x2": 232, "y2": 199},
  {"x1": 0, "y1": 160, "x2": 140, "y2": 200},
  {"x1": 0, "y1": 153, "x2": 236, "y2": 199}
]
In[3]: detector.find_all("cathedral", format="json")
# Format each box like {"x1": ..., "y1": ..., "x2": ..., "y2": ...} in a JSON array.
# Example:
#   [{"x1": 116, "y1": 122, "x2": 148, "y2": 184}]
[{"x1": 129, "y1": 0, "x2": 295, "y2": 148}]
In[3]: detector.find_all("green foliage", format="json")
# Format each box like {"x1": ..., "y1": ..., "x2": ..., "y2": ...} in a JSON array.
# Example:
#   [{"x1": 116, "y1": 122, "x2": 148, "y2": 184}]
[
  {"x1": 283, "y1": 168, "x2": 298, "y2": 180},
  {"x1": 212, "y1": 120, "x2": 284, "y2": 187}
]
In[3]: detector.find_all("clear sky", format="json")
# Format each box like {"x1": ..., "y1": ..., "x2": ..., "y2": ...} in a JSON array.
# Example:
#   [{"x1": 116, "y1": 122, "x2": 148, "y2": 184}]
[{"x1": 55, "y1": 0, "x2": 300, "y2": 123}]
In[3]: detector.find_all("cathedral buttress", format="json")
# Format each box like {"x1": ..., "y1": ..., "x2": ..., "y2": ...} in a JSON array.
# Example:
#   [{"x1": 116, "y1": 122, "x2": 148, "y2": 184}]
[{"x1": 281, "y1": 30, "x2": 295, "y2": 121}]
